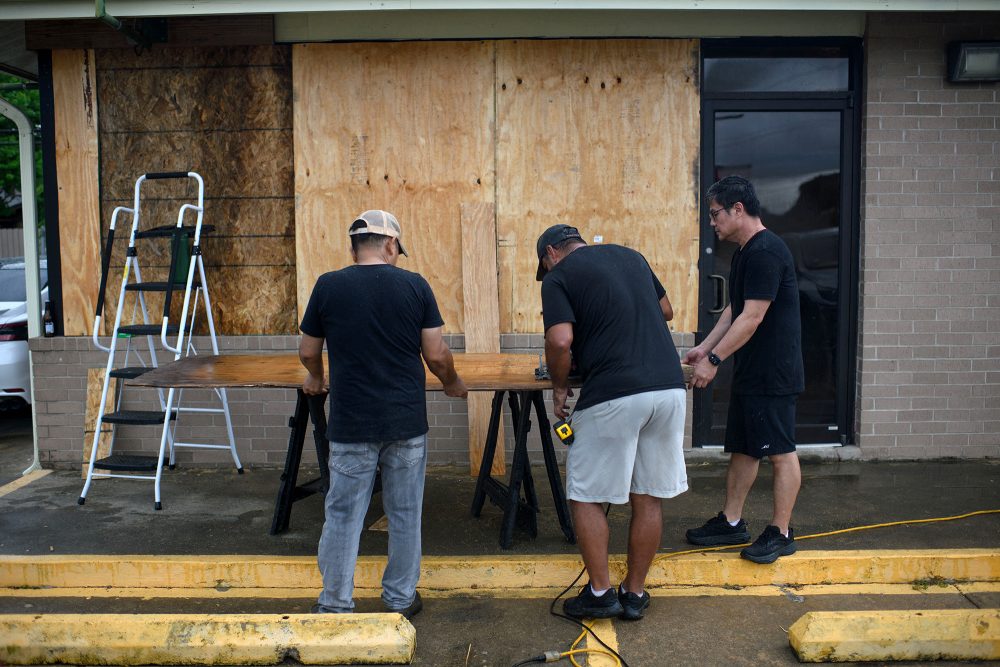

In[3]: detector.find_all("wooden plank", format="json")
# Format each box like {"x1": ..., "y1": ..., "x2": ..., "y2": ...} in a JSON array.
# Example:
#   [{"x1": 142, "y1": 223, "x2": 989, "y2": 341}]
[
  {"x1": 495, "y1": 39, "x2": 700, "y2": 334},
  {"x1": 82, "y1": 368, "x2": 117, "y2": 478},
  {"x1": 293, "y1": 42, "x2": 496, "y2": 334},
  {"x1": 132, "y1": 353, "x2": 587, "y2": 392},
  {"x1": 461, "y1": 201, "x2": 504, "y2": 475},
  {"x1": 53, "y1": 49, "x2": 102, "y2": 337},
  {"x1": 133, "y1": 352, "x2": 691, "y2": 391}
]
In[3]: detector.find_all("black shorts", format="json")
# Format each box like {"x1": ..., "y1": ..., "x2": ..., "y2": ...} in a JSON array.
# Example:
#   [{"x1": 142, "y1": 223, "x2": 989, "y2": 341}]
[{"x1": 724, "y1": 393, "x2": 797, "y2": 459}]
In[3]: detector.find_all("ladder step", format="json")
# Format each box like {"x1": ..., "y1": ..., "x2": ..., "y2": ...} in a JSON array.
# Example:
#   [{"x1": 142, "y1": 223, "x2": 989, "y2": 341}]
[
  {"x1": 109, "y1": 367, "x2": 151, "y2": 380},
  {"x1": 125, "y1": 281, "x2": 201, "y2": 292},
  {"x1": 117, "y1": 324, "x2": 180, "y2": 336},
  {"x1": 101, "y1": 410, "x2": 176, "y2": 425},
  {"x1": 93, "y1": 454, "x2": 161, "y2": 472},
  {"x1": 134, "y1": 224, "x2": 215, "y2": 239}
]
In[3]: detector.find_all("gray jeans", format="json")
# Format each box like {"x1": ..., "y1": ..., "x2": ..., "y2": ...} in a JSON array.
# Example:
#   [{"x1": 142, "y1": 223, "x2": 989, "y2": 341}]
[{"x1": 315, "y1": 434, "x2": 427, "y2": 613}]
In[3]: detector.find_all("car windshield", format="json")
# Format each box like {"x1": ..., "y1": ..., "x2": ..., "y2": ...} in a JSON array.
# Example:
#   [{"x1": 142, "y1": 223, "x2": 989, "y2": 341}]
[{"x1": 0, "y1": 263, "x2": 48, "y2": 302}]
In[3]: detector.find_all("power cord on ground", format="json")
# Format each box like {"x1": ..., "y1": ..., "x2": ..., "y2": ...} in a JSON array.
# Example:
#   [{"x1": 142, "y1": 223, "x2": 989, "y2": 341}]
[{"x1": 511, "y1": 507, "x2": 999, "y2": 666}]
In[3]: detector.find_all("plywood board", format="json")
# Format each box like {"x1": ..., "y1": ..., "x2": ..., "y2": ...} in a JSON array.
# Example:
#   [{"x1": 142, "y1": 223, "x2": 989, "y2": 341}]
[
  {"x1": 293, "y1": 42, "x2": 496, "y2": 333},
  {"x1": 95, "y1": 46, "x2": 295, "y2": 336},
  {"x1": 97, "y1": 65, "x2": 291, "y2": 134},
  {"x1": 53, "y1": 49, "x2": 102, "y2": 336},
  {"x1": 82, "y1": 368, "x2": 117, "y2": 478},
  {"x1": 495, "y1": 39, "x2": 700, "y2": 333},
  {"x1": 99, "y1": 130, "x2": 293, "y2": 201},
  {"x1": 460, "y1": 201, "x2": 504, "y2": 475}
]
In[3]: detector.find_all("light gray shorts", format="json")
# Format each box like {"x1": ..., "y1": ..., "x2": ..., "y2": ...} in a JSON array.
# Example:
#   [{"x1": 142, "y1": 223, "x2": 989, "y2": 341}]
[{"x1": 565, "y1": 388, "x2": 687, "y2": 504}]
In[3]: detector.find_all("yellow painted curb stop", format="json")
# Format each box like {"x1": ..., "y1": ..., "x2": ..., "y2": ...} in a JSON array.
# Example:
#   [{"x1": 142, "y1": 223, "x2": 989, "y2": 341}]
[
  {"x1": 788, "y1": 608, "x2": 1000, "y2": 662},
  {"x1": 1, "y1": 549, "x2": 996, "y2": 595},
  {"x1": 0, "y1": 613, "x2": 415, "y2": 665}
]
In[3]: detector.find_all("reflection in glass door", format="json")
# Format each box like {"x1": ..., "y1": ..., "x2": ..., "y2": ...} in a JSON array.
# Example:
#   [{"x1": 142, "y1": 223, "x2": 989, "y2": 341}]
[{"x1": 698, "y1": 110, "x2": 845, "y2": 445}]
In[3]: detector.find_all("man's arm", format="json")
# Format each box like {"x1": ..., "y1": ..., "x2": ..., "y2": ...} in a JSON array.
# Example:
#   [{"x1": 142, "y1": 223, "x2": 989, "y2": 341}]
[
  {"x1": 689, "y1": 299, "x2": 770, "y2": 389},
  {"x1": 660, "y1": 294, "x2": 674, "y2": 322},
  {"x1": 421, "y1": 326, "x2": 468, "y2": 398},
  {"x1": 682, "y1": 305, "x2": 733, "y2": 366},
  {"x1": 299, "y1": 333, "x2": 326, "y2": 395},
  {"x1": 544, "y1": 322, "x2": 574, "y2": 419}
]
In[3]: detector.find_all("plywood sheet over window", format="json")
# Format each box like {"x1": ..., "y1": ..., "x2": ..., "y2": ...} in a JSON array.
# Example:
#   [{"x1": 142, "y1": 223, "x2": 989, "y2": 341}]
[
  {"x1": 496, "y1": 40, "x2": 700, "y2": 333},
  {"x1": 293, "y1": 42, "x2": 496, "y2": 333},
  {"x1": 95, "y1": 45, "x2": 295, "y2": 336}
]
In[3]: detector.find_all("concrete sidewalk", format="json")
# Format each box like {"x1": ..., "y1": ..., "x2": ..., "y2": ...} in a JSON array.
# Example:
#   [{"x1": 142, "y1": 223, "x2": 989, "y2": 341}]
[
  {"x1": 1, "y1": 410, "x2": 999, "y2": 666},
  {"x1": 2, "y1": 452, "x2": 998, "y2": 558}
]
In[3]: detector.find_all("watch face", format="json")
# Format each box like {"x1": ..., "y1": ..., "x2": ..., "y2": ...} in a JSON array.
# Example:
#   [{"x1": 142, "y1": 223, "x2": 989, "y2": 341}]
[{"x1": 709, "y1": 353, "x2": 721, "y2": 366}]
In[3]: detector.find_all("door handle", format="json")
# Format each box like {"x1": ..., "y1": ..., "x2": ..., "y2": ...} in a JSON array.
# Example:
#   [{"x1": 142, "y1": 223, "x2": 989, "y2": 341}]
[{"x1": 708, "y1": 274, "x2": 728, "y2": 314}]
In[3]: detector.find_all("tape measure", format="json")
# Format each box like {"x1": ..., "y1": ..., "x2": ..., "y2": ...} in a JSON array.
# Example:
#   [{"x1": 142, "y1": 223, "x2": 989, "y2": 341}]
[{"x1": 553, "y1": 419, "x2": 574, "y2": 445}]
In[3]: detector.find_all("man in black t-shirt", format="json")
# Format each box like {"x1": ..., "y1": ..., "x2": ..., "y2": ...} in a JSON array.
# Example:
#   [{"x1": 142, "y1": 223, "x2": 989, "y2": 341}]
[
  {"x1": 537, "y1": 224, "x2": 687, "y2": 621},
  {"x1": 684, "y1": 176, "x2": 804, "y2": 565},
  {"x1": 299, "y1": 209, "x2": 467, "y2": 618}
]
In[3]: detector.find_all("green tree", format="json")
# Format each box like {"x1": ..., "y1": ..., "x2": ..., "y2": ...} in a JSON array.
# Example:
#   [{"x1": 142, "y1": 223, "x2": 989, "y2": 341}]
[{"x1": 0, "y1": 73, "x2": 44, "y2": 233}]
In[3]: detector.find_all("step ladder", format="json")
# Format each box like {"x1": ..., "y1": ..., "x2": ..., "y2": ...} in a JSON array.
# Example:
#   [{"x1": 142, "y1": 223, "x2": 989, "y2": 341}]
[{"x1": 79, "y1": 172, "x2": 242, "y2": 510}]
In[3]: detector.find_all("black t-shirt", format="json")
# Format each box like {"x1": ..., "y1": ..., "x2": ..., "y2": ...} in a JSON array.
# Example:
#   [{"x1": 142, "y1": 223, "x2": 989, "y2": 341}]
[
  {"x1": 300, "y1": 264, "x2": 444, "y2": 443},
  {"x1": 729, "y1": 229, "x2": 805, "y2": 395},
  {"x1": 541, "y1": 244, "x2": 685, "y2": 411}
]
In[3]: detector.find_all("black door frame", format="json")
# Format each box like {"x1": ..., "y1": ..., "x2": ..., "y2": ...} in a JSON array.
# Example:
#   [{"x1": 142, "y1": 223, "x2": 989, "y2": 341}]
[{"x1": 693, "y1": 38, "x2": 863, "y2": 447}]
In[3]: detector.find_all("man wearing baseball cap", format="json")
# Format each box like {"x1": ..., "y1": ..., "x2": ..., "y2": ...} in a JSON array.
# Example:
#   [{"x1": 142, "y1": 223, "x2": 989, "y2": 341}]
[
  {"x1": 299, "y1": 209, "x2": 467, "y2": 619},
  {"x1": 536, "y1": 224, "x2": 687, "y2": 621}
]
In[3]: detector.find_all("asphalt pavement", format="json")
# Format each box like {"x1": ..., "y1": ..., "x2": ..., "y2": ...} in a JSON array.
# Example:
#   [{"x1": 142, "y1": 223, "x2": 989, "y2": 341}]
[{"x1": 1, "y1": 409, "x2": 999, "y2": 666}]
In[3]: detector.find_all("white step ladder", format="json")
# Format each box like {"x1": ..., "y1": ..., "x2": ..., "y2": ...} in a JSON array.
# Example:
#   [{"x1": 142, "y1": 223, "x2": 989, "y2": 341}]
[{"x1": 79, "y1": 171, "x2": 242, "y2": 510}]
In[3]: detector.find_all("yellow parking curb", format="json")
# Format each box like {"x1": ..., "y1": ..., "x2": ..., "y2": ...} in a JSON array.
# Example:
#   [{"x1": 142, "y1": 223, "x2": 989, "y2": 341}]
[
  {"x1": 0, "y1": 613, "x2": 415, "y2": 665},
  {"x1": 788, "y1": 609, "x2": 1000, "y2": 662},
  {"x1": 0, "y1": 549, "x2": 995, "y2": 594}
]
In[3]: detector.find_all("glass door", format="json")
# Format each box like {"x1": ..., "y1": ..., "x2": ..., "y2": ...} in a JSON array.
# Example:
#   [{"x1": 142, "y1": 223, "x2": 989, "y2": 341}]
[{"x1": 694, "y1": 41, "x2": 861, "y2": 447}]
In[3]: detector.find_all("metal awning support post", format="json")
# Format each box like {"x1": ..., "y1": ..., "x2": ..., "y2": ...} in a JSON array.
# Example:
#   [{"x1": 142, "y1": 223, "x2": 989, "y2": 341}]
[
  {"x1": 95, "y1": 0, "x2": 151, "y2": 49},
  {"x1": 0, "y1": 96, "x2": 42, "y2": 475}
]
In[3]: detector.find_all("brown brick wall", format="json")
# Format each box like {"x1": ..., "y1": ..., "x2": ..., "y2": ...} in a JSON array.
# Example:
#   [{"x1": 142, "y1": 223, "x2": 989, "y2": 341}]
[{"x1": 858, "y1": 12, "x2": 1000, "y2": 458}]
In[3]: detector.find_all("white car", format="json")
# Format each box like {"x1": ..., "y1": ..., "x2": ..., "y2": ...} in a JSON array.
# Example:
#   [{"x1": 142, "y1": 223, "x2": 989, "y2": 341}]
[{"x1": 0, "y1": 257, "x2": 48, "y2": 410}]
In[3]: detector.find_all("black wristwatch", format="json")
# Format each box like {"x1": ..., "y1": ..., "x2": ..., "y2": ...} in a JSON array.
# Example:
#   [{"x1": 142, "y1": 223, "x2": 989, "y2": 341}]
[{"x1": 707, "y1": 351, "x2": 722, "y2": 367}]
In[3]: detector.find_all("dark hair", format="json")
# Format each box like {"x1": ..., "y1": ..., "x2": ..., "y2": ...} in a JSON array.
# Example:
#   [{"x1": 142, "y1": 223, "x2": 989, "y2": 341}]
[
  {"x1": 349, "y1": 219, "x2": 392, "y2": 254},
  {"x1": 706, "y1": 175, "x2": 761, "y2": 217},
  {"x1": 350, "y1": 233, "x2": 391, "y2": 254}
]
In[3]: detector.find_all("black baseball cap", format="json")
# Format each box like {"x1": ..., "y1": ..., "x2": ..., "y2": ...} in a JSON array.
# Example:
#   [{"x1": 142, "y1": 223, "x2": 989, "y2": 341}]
[{"x1": 535, "y1": 224, "x2": 584, "y2": 281}]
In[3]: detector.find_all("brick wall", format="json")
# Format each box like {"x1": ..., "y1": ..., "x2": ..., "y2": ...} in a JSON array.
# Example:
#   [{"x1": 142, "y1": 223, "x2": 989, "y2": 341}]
[
  {"x1": 858, "y1": 12, "x2": 1000, "y2": 458},
  {"x1": 30, "y1": 332, "x2": 696, "y2": 470}
]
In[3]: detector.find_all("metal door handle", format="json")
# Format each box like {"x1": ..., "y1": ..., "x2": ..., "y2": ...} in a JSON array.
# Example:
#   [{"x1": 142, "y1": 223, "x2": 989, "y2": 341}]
[{"x1": 709, "y1": 274, "x2": 728, "y2": 314}]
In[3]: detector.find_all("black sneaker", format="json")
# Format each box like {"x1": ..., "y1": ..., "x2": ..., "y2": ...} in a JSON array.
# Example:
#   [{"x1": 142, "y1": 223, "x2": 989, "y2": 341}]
[
  {"x1": 741, "y1": 526, "x2": 796, "y2": 564},
  {"x1": 387, "y1": 591, "x2": 423, "y2": 620},
  {"x1": 563, "y1": 584, "x2": 624, "y2": 619},
  {"x1": 685, "y1": 511, "x2": 751, "y2": 546},
  {"x1": 617, "y1": 585, "x2": 650, "y2": 621}
]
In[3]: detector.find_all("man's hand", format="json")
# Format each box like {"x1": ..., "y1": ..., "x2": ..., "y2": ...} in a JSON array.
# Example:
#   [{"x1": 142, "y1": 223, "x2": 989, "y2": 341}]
[
  {"x1": 682, "y1": 345, "x2": 707, "y2": 365},
  {"x1": 690, "y1": 357, "x2": 718, "y2": 389},
  {"x1": 302, "y1": 373, "x2": 325, "y2": 396},
  {"x1": 444, "y1": 377, "x2": 468, "y2": 399},
  {"x1": 299, "y1": 333, "x2": 326, "y2": 395},
  {"x1": 552, "y1": 386, "x2": 575, "y2": 420}
]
